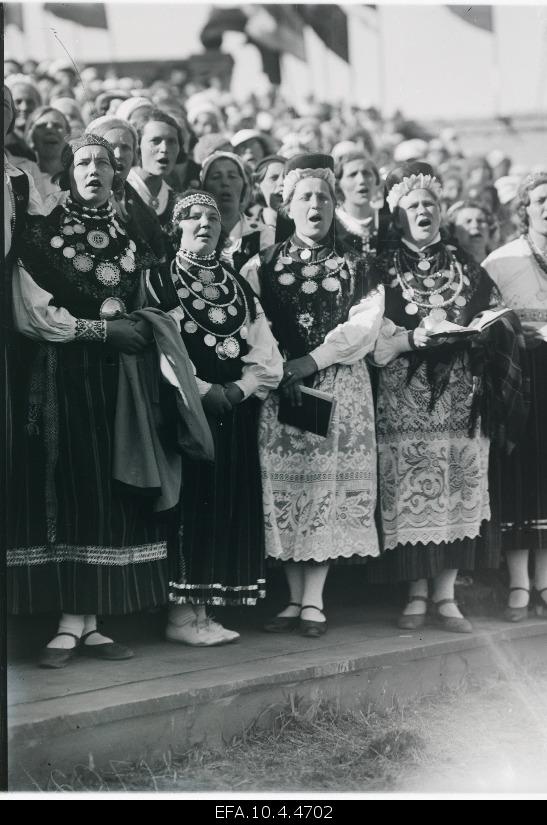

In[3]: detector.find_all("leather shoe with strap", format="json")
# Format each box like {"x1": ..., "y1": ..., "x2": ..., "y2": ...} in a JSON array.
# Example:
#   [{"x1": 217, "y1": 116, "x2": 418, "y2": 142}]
[
  {"x1": 80, "y1": 630, "x2": 134, "y2": 660},
  {"x1": 397, "y1": 595, "x2": 428, "y2": 630},
  {"x1": 38, "y1": 632, "x2": 81, "y2": 669},
  {"x1": 503, "y1": 587, "x2": 530, "y2": 623},
  {"x1": 533, "y1": 587, "x2": 547, "y2": 618},
  {"x1": 432, "y1": 598, "x2": 473, "y2": 634},
  {"x1": 263, "y1": 602, "x2": 301, "y2": 633},
  {"x1": 300, "y1": 605, "x2": 327, "y2": 638}
]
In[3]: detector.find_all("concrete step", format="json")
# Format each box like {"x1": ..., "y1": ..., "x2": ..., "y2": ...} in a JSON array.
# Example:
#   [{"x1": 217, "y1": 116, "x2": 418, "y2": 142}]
[{"x1": 8, "y1": 609, "x2": 547, "y2": 790}]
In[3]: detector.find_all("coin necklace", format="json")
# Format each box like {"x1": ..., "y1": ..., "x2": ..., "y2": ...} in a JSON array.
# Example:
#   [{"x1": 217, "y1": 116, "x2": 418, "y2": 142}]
[
  {"x1": 173, "y1": 258, "x2": 250, "y2": 359},
  {"x1": 274, "y1": 242, "x2": 347, "y2": 295},
  {"x1": 393, "y1": 246, "x2": 466, "y2": 321},
  {"x1": 49, "y1": 197, "x2": 137, "y2": 318}
]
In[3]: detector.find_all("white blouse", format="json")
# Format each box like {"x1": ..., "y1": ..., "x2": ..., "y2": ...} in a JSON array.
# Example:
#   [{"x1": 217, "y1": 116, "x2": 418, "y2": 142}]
[
  {"x1": 241, "y1": 253, "x2": 385, "y2": 370},
  {"x1": 4, "y1": 155, "x2": 45, "y2": 258}
]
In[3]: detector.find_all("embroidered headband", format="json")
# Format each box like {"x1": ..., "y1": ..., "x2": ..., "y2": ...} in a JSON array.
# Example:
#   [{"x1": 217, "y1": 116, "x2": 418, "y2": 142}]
[
  {"x1": 172, "y1": 192, "x2": 221, "y2": 225},
  {"x1": 386, "y1": 173, "x2": 443, "y2": 212},
  {"x1": 61, "y1": 133, "x2": 117, "y2": 171},
  {"x1": 282, "y1": 167, "x2": 336, "y2": 204}
]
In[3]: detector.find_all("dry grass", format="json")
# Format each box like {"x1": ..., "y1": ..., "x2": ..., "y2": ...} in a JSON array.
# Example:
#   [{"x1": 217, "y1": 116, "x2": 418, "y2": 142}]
[{"x1": 37, "y1": 666, "x2": 547, "y2": 794}]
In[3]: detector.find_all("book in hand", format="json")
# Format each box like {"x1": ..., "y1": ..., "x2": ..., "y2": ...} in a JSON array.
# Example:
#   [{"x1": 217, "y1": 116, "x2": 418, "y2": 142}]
[
  {"x1": 425, "y1": 308, "x2": 513, "y2": 340},
  {"x1": 278, "y1": 385, "x2": 336, "y2": 437}
]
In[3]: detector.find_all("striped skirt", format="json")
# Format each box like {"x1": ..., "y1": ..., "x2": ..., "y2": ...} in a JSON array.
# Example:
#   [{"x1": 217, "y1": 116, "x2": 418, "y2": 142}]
[
  {"x1": 497, "y1": 343, "x2": 547, "y2": 553},
  {"x1": 169, "y1": 397, "x2": 266, "y2": 607},
  {"x1": 7, "y1": 341, "x2": 169, "y2": 615}
]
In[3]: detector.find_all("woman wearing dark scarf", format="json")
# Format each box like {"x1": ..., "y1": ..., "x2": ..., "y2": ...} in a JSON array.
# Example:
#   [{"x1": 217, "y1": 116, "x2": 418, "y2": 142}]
[
  {"x1": 369, "y1": 162, "x2": 526, "y2": 633},
  {"x1": 242, "y1": 154, "x2": 384, "y2": 638},
  {"x1": 147, "y1": 190, "x2": 283, "y2": 645},
  {"x1": 7, "y1": 135, "x2": 170, "y2": 667},
  {"x1": 482, "y1": 172, "x2": 547, "y2": 621},
  {"x1": 86, "y1": 115, "x2": 166, "y2": 261},
  {"x1": 334, "y1": 150, "x2": 382, "y2": 258}
]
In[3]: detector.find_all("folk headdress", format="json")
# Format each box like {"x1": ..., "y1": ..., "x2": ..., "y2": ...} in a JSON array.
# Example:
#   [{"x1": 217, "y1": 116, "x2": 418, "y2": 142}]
[{"x1": 282, "y1": 153, "x2": 336, "y2": 204}]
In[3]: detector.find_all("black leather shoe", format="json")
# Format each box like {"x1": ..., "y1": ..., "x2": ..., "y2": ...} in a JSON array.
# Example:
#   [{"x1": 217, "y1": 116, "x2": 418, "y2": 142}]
[
  {"x1": 503, "y1": 587, "x2": 530, "y2": 623},
  {"x1": 38, "y1": 632, "x2": 80, "y2": 669},
  {"x1": 80, "y1": 631, "x2": 134, "y2": 660},
  {"x1": 263, "y1": 603, "x2": 301, "y2": 633},
  {"x1": 299, "y1": 606, "x2": 327, "y2": 638}
]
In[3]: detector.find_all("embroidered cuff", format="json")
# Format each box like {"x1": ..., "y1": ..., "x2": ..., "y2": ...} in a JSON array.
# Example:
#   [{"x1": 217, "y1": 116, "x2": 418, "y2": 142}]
[{"x1": 75, "y1": 319, "x2": 107, "y2": 342}]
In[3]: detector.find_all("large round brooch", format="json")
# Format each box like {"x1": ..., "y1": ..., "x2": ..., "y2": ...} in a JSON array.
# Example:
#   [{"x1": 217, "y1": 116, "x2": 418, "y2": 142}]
[
  {"x1": 227, "y1": 305, "x2": 238, "y2": 317},
  {"x1": 428, "y1": 293, "x2": 444, "y2": 307},
  {"x1": 322, "y1": 277, "x2": 340, "y2": 292},
  {"x1": 73, "y1": 224, "x2": 86, "y2": 235},
  {"x1": 204, "y1": 334, "x2": 216, "y2": 347},
  {"x1": 203, "y1": 285, "x2": 220, "y2": 301},
  {"x1": 418, "y1": 260, "x2": 431, "y2": 271},
  {"x1": 325, "y1": 258, "x2": 340, "y2": 271},
  {"x1": 193, "y1": 299, "x2": 206, "y2": 310},
  {"x1": 300, "y1": 249, "x2": 312, "y2": 261},
  {"x1": 87, "y1": 230, "x2": 110, "y2": 250},
  {"x1": 73, "y1": 253, "x2": 94, "y2": 272},
  {"x1": 120, "y1": 255, "x2": 136, "y2": 273},
  {"x1": 198, "y1": 269, "x2": 215, "y2": 284},
  {"x1": 100, "y1": 297, "x2": 126, "y2": 319},
  {"x1": 223, "y1": 337, "x2": 240, "y2": 358},
  {"x1": 184, "y1": 321, "x2": 198, "y2": 334},
  {"x1": 405, "y1": 302, "x2": 419, "y2": 315},
  {"x1": 50, "y1": 236, "x2": 64, "y2": 249},
  {"x1": 63, "y1": 247, "x2": 76, "y2": 259},
  {"x1": 62, "y1": 225, "x2": 74, "y2": 236},
  {"x1": 301, "y1": 280, "x2": 318, "y2": 294},
  {"x1": 278, "y1": 273, "x2": 296, "y2": 286},
  {"x1": 96, "y1": 261, "x2": 121, "y2": 286},
  {"x1": 208, "y1": 306, "x2": 227, "y2": 325},
  {"x1": 302, "y1": 264, "x2": 320, "y2": 279}
]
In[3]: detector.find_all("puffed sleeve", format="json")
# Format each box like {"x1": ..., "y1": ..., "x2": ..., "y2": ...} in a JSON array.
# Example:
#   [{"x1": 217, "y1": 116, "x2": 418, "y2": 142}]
[
  {"x1": 309, "y1": 285, "x2": 385, "y2": 371},
  {"x1": 233, "y1": 298, "x2": 283, "y2": 400},
  {"x1": 240, "y1": 253, "x2": 262, "y2": 297},
  {"x1": 12, "y1": 261, "x2": 77, "y2": 341},
  {"x1": 370, "y1": 317, "x2": 411, "y2": 367}
]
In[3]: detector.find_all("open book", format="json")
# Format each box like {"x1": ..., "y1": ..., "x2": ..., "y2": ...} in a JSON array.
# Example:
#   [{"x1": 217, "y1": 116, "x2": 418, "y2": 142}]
[
  {"x1": 425, "y1": 308, "x2": 513, "y2": 339},
  {"x1": 278, "y1": 385, "x2": 337, "y2": 438}
]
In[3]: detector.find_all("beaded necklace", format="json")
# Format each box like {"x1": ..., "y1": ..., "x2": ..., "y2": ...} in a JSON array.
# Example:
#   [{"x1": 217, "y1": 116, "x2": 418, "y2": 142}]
[
  {"x1": 173, "y1": 251, "x2": 250, "y2": 360},
  {"x1": 273, "y1": 238, "x2": 348, "y2": 295},
  {"x1": 48, "y1": 196, "x2": 137, "y2": 318},
  {"x1": 392, "y1": 243, "x2": 468, "y2": 322}
]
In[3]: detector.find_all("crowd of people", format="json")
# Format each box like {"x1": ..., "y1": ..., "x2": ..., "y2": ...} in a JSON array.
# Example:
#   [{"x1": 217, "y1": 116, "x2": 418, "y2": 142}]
[{"x1": 3, "y1": 56, "x2": 546, "y2": 668}]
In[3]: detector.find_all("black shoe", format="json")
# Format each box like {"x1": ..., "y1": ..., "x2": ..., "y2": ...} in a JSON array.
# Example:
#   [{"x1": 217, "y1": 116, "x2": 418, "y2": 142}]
[
  {"x1": 38, "y1": 632, "x2": 81, "y2": 669},
  {"x1": 80, "y1": 630, "x2": 134, "y2": 660},
  {"x1": 503, "y1": 587, "x2": 530, "y2": 623},
  {"x1": 299, "y1": 606, "x2": 327, "y2": 638},
  {"x1": 263, "y1": 602, "x2": 301, "y2": 633}
]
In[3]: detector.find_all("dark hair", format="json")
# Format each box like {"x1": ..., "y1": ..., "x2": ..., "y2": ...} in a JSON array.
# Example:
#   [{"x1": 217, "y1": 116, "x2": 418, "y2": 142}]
[
  {"x1": 334, "y1": 150, "x2": 380, "y2": 203},
  {"x1": 57, "y1": 135, "x2": 123, "y2": 199},
  {"x1": 385, "y1": 161, "x2": 442, "y2": 234},
  {"x1": 4, "y1": 85, "x2": 16, "y2": 134},
  {"x1": 343, "y1": 127, "x2": 375, "y2": 157},
  {"x1": 136, "y1": 107, "x2": 186, "y2": 164},
  {"x1": 170, "y1": 188, "x2": 227, "y2": 253},
  {"x1": 515, "y1": 172, "x2": 547, "y2": 234},
  {"x1": 252, "y1": 155, "x2": 285, "y2": 208},
  {"x1": 24, "y1": 104, "x2": 70, "y2": 147},
  {"x1": 445, "y1": 198, "x2": 494, "y2": 241}
]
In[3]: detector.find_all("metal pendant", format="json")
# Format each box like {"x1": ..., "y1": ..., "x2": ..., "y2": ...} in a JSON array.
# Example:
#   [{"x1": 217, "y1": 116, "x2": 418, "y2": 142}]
[
  {"x1": 322, "y1": 277, "x2": 340, "y2": 292},
  {"x1": 120, "y1": 255, "x2": 136, "y2": 273},
  {"x1": 428, "y1": 293, "x2": 444, "y2": 307},
  {"x1": 73, "y1": 253, "x2": 94, "y2": 272},
  {"x1": 99, "y1": 297, "x2": 126, "y2": 319},
  {"x1": 301, "y1": 280, "x2": 318, "y2": 294},
  {"x1": 418, "y1": 260, "x2": 431, "y2": 271},
  {"x1": 463, "y1": 275, "x2": 470, "y2": 286},
  {"x1": 178, "y1": 287, "x2": 190, "y2": 299},
  {"x1": 198, "y1": 269, "x2": 215, "y2": 284},
  {"x1": 429, "y1": 308, "x2": 447, "y2": 322},
  {"x1": 192, "y1": 299, "x2": 206, "y2": 310},
  {"x1": 191, "y1": 281, "x2": 203, "y2": 292},
  {"x1": 423, "y1": 277, "x2": 436, "y2": 288},
  {"x1": 402, "y1": 288, "x2": 414, "y2": 301},
  {"x1": 50, "y1": 236, "x2": 64, "y2": 249},
  {"x1": 63, "y1": 247, "x2": 76, "y2": 259},
  {"x1": 278, "y1": 273, "x2": 296, "y2": 286},
  {"x1": 216, "y1": 342, "x2": 228, "y2": 360},
  {"x1": 279, "y1": 255, "x2": 293, "y2": 265},
  {"x1": 129, "y1": 240, "x2": 137, "y2": 252},
  {"x1": 184, "y1": 321, "x2": 198, "y2": 334},
  {"x1": 455, "y1": 296, "x2": 467, "y2": 307},
  {"x1": 325, "y1": 258, "x2": 339, "y2": 271},
  {"x1": 87, "y1": 230, "x2": 110, "y2": 250},
  {"x1": 405, "y1": 302, "x2": 419, "y2": 316},
  {"x1": 300, "y1": 249, "x2": 312, "y2": 261},
  {"x1": 227, "y1": 305, "x2": 238, "y2": 317},
  {"x1": 109, "y1": 226, "x2": 117, "y2": 238},
  {"x1": 240, "y1": 325, "x2": 248, "y2": 340},
  {"x1": 73, "y1": 224, "x2": 86, "y2": 235},
  {"x1": 62, "y1": 225, "x2": 75, "y2": 236},
  {"x1": 208, "y1": 306, "x2": 227, "y2": 325},
  {"x1": 302, "y1": 264, "x2": 320, "y2": 279},
  {"x1": 274, "y1": 262, "x2": 284, "y2": 272},
  {"x1": 96, "y1": 262, "x2": 121, "y2": 286},
  {"x1": 223, "y1": 337, "x2": 240, "y2": 358},
  {"x1": 203, "y1": 285, "x2": 220, "y2": 301},
  {"x1": 204, "y1": 334, "x2": 216, "y2": 347}
]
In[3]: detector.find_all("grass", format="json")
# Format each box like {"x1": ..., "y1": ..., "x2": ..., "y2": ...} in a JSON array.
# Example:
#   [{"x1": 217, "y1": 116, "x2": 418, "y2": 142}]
[{"x1": 33, "y1": 664, "x2": 547, "y2": 794}]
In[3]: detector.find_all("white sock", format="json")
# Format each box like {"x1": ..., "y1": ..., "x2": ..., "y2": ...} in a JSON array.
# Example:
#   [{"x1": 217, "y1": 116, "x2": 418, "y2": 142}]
[
  {"x1": 533, "y1": 548, "x2": 547, "y2": 592},
  {"x1": 432, "y1": 569, "x2": 463, "y2": 617},
  {"x1": 506, "y1": 549, "x2": 530, "y2": 607},
  {"x1": 82, "y1": 615, "x2": 113, "y2": 646},
  {"x1": 47, "y1": 614, "x2": 84, "y2": 649},
  {"x1": 301, "y1": 563, "x2": 329, "y2": 621},
  {"x1": 278, "y1": 563, "x2": 304, "y2": 617},
  {"x1": 403, "y1": 580, "x2": 429, "y2": 615}
]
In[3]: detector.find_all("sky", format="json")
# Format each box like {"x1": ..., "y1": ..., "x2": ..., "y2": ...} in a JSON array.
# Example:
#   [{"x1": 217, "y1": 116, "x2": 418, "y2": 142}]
[{"x1": 4, "y1": 2, "x2": 547, "y2": 118}]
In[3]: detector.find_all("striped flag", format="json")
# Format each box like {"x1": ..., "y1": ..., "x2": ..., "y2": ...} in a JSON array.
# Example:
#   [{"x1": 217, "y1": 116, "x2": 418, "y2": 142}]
[
  {"x1": 5, "y1": 3, "x2": 25, "y2": 30},
  {"x1": 446, "y1": 5, "x2": 494, "y2": 32},
  {"x1": 296, "y1": 5, "x2": 350, "y2": 62},
  {"x1": 44, "y1": 3, "x2": 108, "y2": 29}
]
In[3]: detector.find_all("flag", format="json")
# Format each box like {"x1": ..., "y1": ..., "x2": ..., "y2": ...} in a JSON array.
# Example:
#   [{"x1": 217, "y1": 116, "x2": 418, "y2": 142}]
[
  {"x1": 343, "y1": 4, "x2": 379, "y2": 30},
  {"x1": 44, "y1": 3, "x2": 108, "y2": 29},
  {"x1": 4, "y1": 3, "x2": 25, "y2": 30},
  {"x1": 244, "y1": 5, "x2": 306, "y2": 61},
  {"x1": 446, "y1": 5, "x2": 494, "y2": 32},
  {"x1": 296, "y1": 4, "x2": 350, "y2": 62}
]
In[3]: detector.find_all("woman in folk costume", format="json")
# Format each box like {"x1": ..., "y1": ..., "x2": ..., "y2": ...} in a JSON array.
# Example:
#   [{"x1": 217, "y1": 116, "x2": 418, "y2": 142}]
[
  {"x1": 7, "y1": 135, "x2": 180, "y2": 668},
  {"x1": 241, "y1": 154, "x2": 384, "y2": 638},
  {"x1": 370, "y1": 162, "x2": 527, "y2": 633},
  {"x1": 246, "y1": 154, "x2": 286, "y2": 250},
  {"x1": 482, "y1": 172, "x2": 547, "y2": 621},
  {"x1": 334, "y1": 150, "x2": 382, "y2": 258},
  {"x1": 147, "y1": 190, "x2": 283, "y2": 646},
  {"x1": 201, "y1": 151, "x2": 266, "y2": 272}
]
